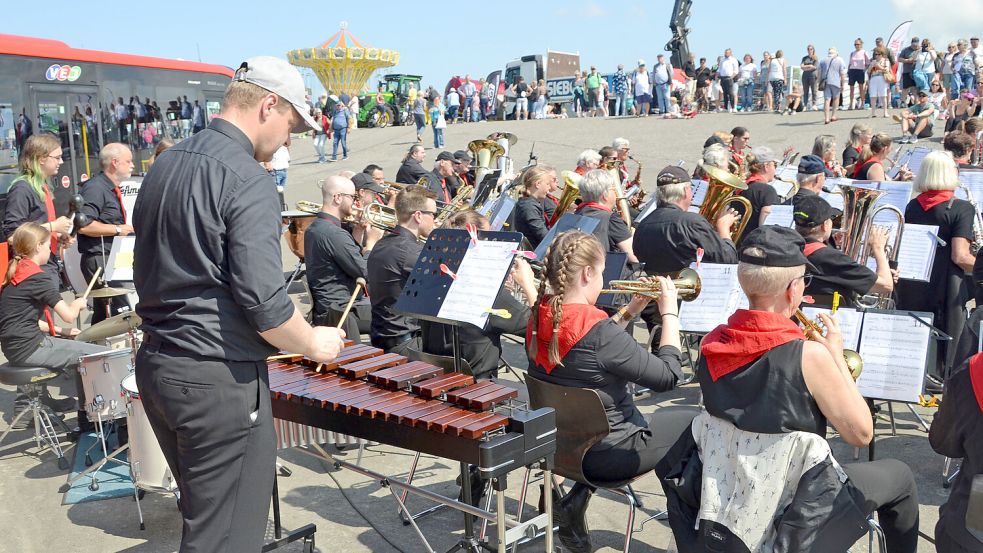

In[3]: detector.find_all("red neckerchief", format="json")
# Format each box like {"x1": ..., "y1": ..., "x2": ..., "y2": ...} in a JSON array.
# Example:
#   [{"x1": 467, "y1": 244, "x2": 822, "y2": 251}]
[
  {"x1": 112, "y1": 184, "x2": 127, "y2": 222},
  {"x1": 916, "y1": 190, "x2": 954, "y2": 212},
  {"x1": 575, "y1": 166, "x2": 588, "y2": 176},
  {"x1": 526, "y1": 298, "x2": 609, "y2": 374},
  {"x1": 969, "y1": 353, "x2": 983, "y2": 412},
  {"x1": 700, "y1": 309, "x2": 806, "y2": 381},
  {"x1": 577, "y1": 202, "x2": 612, "y2": 213},
  {"x1": 42, "y1": 184, "x2": 57, "y2": 254},
  {"x1": 440, "y1": 179, "x2": 451, "y2": 203},
  {"x1": 11, "y1": 258, "x2": 43, "y2": 285},
  {"x1": 803, "y1": 242, "x2": 827, "y2": 256},
  {"x1": 744, "y1": 174, "x2": 767, "y2": 185}
]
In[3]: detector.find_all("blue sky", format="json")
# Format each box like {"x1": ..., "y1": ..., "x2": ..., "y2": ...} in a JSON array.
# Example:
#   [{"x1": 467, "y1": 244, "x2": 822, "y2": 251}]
[{"x1": 8, "y1": 0, "x2": 983, "y2": 96}]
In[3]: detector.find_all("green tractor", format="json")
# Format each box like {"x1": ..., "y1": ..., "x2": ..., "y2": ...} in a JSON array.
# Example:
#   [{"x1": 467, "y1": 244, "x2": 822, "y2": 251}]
[{"x1": 357, "y1": 74, "x2": 422, "y2": 128}]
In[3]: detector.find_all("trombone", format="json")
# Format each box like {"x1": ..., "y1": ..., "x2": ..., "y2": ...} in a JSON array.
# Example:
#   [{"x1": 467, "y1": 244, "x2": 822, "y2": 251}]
[
  {"x1": 698, "y1": 164, "x2": 753, "y2": 242},
  {"x1": 599, "y1": 268, "x2": 702, "y2": 301},
  {"x1": 793, "y1": 309, "x2": 863, "y2": 380},
  {"x1": 296, "y1": 200, "x2": 397, "y2": 231}
]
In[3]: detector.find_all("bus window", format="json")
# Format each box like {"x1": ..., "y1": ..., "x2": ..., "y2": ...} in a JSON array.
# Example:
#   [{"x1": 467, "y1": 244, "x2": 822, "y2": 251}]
[{"x1": 205, "y1": 99, "x2": 221, "y2": 123}]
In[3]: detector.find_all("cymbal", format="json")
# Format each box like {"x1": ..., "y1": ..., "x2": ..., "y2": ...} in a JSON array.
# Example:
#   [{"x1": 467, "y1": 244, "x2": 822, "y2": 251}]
[
  {"x1": 76, "y1": 311, "x2": 142, "y2": 343},
  {"x1": 84, "y1": 287, "x2": 131, "y2": 299}
]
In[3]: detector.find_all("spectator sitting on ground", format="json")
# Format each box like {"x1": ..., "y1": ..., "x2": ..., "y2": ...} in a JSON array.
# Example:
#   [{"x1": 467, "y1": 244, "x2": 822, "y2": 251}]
[{"x1": 895, "y1": 91, "x2": 937, "y2": 143}]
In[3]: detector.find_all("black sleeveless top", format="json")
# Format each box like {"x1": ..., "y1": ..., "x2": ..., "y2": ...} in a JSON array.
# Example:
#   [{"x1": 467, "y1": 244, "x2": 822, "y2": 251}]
[
  {"x1": 697, "y1": 340, "x2": 827, "y2": 437},
  {"x1": 852, "y1": 159, "x2": 880, "y2": 180}
]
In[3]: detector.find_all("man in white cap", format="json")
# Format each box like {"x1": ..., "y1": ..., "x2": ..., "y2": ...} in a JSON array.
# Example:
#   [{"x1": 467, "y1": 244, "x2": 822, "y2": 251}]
[{"x1": 133, "y1": 56, "x2": 345, "y2": 552}]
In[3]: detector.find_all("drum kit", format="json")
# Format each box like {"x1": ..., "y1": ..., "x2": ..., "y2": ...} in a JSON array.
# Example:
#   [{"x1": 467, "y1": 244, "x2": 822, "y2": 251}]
[{"x1": 65, "y1": 309, "x2": 176, "y2": 530}]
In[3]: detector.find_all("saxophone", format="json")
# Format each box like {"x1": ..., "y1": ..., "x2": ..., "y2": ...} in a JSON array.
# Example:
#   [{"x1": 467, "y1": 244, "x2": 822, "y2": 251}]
[
  {"x1": 960, "y1": 183, "x2": 983, "y2": 255},
  {"x1": 434, "y1": 185, "x2": 475, "y2": 227},
  {"x1": 628, "y1": 155, "x2": 646, "y2": 203}
]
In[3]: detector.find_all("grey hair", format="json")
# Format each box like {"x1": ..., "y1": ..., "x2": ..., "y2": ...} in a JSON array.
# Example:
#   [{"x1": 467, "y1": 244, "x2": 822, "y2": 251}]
[
  {"x1": 796, "y1": 172, "x2": 821, "y2": 188},
  {"x1": 737, "y1": 261, "x2": 804, "y2": 299},
  {"x1": 612, "y1": 137, "x2": 630, "y2": 150},
  {"x1": 848, "y1": 123, "x2": 873, "y2": 148},
  {"x1": 703, "y1": 144, "x2": 730, "y2": 170},
  {"x1": 98, "y1": 143, "x2": 129, "y2": 170},
  {"x1": 576, "y1": 149, "x2": 601, "y2": 167},
  {"x1": 579, "y1": 169, "x2": 616, "y2": 203},
  {"x1": 811, "y1": 134, "x2": 836, "y2": 158},
  {"x1": 913, "y1": 151, "x2": 959, "y2": 192},
  {"x1": 657, "y1": 181, "x2": 688, "y2": 204}
]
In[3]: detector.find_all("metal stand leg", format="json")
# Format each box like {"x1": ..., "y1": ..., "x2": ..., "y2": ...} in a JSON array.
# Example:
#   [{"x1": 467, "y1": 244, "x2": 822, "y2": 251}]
[
  {"x1": 131, "y1": 474, "x2": 146, "y2": 530},
  {"x1": 905, "y1": 403, "x2": 931, "y2": 432},
  {"x1": 621, "y1": 488, "x2": 637, "y2": 553},
  {"x1": 887, "y1": 402, "x2": 897, "y2": 436}
]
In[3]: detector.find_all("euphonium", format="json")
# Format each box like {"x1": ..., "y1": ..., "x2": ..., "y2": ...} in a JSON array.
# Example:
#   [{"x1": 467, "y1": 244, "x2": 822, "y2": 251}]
[
  {"x1": 599, "y1": 268, "x2": 702, "y2": 301},
  {"x1": 698, "y1": 164, "x2": 752, "y2": 242},
  {"x1": 549, "y1": 171, "x2": 582, "y2": 227},
  {"x1": 793, "y1": 309, "x2": 863, "y2": 380},
  {"x1": 468, "y1": 139, "x2": 505, "y2": 191}
]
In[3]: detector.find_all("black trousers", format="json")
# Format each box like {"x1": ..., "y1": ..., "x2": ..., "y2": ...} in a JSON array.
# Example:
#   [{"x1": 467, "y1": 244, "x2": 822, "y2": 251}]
[
  {"x1": 582, "y1": 406, "x2": 699, "y2": 483},
  {"x1": 313, "y1": 305, "x2": 361, "y2": 345},
  {"x1": 842, "y1": 459, "x2": 920, "y2": 553},
  {"x1": 135, "y1": 341, "x2": 275, "y2": 553},
  {"x1": 719, "y1": 76, "x2": 735, "y2": 109},
  {"x1": 81, "y1": 254, "x2": 131, "y2": 325}
]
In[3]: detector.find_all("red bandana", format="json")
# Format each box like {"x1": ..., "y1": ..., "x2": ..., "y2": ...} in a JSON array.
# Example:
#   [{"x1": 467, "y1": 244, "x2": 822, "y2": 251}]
[
  {"x1": 916, "y1": 190, "x2": 954, "y2": 212},
  {"x1": 577, "y1": 202, "x2": 612, "y2": 213},
  {"x1": 803, "y1": 242, "x2": 827, "y2": 256},
  {"x1": 526, "y1": 299, "x2": 609, "y2": 374},
  {"x1": 969, "y1": 353, "x2": 983, "y2": 413},
  {"x1": 700, "y1": 309, "x2": 806, "y2": 381},
  {"x1": 11, "y1": 259, "x2": 43, "y2": 286}
]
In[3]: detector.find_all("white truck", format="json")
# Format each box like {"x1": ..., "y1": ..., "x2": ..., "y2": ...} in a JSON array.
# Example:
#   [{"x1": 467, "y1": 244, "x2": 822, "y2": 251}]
[{"x1": 500, "y1": 50, "x2": 581, "y2": 119}]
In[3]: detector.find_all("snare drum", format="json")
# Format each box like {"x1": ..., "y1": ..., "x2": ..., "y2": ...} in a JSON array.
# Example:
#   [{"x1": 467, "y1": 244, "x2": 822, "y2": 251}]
[
  {"x1": 78, "y1": 349, "x2": 134, "y2": 420},
  {"x1": 121, "y1": 374, "x2": 176, "y2": 492}
]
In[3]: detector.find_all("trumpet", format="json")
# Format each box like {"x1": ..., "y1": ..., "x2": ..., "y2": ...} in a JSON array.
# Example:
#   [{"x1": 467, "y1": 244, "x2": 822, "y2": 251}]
[
  {"x1": 382, "y1": 181, "x2": 406, "y2": 195},
  {"x1": 548, "y1": 171, "x2": 582, "y2": 227},
  {"x1": 698, "y1": 164, "x2": 752, "y2": 242},
  {"x1": 338, "y1": 202, "x2": 398, "y2": 231},
  {"x1": 599, "y1": 268, "x2": 702, "y2": 301},
  {"x1": 793, "y1": 309, "x2": 863, "y2": 380}
]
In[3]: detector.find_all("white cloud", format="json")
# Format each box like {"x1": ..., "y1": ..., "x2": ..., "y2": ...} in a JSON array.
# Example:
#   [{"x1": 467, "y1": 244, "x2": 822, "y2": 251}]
[
  {"x1": 584, "y1": 1, "x2": 607, "y2": 18},
  {"x1": 892, "y1": 0, "x2": 983, "y2": 43}
]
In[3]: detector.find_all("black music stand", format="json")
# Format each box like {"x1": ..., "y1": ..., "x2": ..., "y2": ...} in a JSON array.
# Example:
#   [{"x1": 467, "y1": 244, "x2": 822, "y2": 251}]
[
  {"x1": 395, "y1": 228, "x2": 523, "y2": 553},
  {"x1": 532, "y1": 213, "x2": 599, "y2": 261},
  {"x1": 595, "y1": 252, "x2": 628, "y2": 308}
]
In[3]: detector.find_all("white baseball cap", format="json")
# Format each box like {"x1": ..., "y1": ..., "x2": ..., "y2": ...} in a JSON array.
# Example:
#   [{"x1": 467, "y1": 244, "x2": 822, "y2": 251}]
[{"x1": 232, "y1": 56, "x2": 317, "y2": 132}]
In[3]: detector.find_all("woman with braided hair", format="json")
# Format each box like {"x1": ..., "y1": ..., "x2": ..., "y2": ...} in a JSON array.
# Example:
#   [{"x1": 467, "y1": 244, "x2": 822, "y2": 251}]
[{"x1": 526, "y1": 230, "x2": 687, "y2": 553}]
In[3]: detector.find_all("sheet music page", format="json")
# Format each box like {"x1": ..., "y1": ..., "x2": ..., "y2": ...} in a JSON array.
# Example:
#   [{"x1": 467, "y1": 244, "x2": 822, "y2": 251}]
[
  {"x1": 873, "y1": 181, "x2": 913, "y2": 212},
  {"x1": 488, "y1": 197, "x2": 517, "y2": 231},
  {"x1": 105, "y1": 236, "x2": 136, "y2": 282},
  {"x1": 801, "y1": 306, "x2": 863, "y2": 350},
  {"x1": 956, "y1": 170, "x2": 983, "y2": 204},
  {"x1": 679, "y1": 264, "x2": 745, "y2": 332},
  {"x1": 866, "y1": 224, "x2": 939, "y2": 281},
  {"x1": 856, "y1": 311, "x2": 932, "y2": 403},
  {"x1": 764, "y1": 205, "x2": 794, "y2": 228},
  {"x1": 903, "y1": 147, "x2": 931, "y2": 177},
  {"x1": 636, "y1": 196, "x2": 660, "y2": 223},
  {"x1": 776, "y1": 165, "x2": 799, "y2": 182},
  {"x1": 769, "y1": 179, "x2": 795, "y2": 198},
  {"x1": 820, "y1": 189, "x2": 845, "y2": 211},
  {"x1": 437, "y1": 238, "x2": 520, "y2": 328},
  {"x1": 691, "y1": 179, "x2": 709, "y2": 207}
]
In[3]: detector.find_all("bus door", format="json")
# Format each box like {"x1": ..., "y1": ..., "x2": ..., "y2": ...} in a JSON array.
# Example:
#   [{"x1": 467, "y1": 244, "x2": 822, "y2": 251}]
[{"x1": 29, "y1": 84, "x2": 102, "y2": 215}]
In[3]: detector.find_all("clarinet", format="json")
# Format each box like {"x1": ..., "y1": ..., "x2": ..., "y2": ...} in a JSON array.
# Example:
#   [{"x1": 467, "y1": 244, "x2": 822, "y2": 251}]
[{"x1": 960, "y1": 183, "x2": 983, "y2": 255}]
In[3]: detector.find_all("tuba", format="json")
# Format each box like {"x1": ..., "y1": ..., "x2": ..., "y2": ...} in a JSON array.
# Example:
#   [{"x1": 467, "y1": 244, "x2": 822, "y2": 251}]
[
  {"x1": 794, "y1": 309, "x2": 863, "y2": 380},
  {"x1": 548, "y1": 171, "x2": 583, "y2": 227},
  {"x1": 599, "y1": 268, "x2": 702, "y2": 301},
  {"x1": 836, "y1": 184, "x2": 904, "y2": 308},
  {"x1": 698, "y1": 164, "x2": 753, "y2": 242},
  {"x1": 468, "y1": 139, "x2": 506, "y2": 192},
  {"x1": 487, "y1": 131, "x2": 517, "y2": 175}
]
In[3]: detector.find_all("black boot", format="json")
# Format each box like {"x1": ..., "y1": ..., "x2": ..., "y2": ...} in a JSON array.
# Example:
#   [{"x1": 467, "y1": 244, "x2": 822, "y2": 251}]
[
  {"x1": 9, "y1": 386, "x2": 32, "y2": 430},
  {"x1": 456, "y1": 465, "x2": 485, "y2": 507},
  {"x1": 537, "y1": 483, "x2": 563, "y2": 514},
  {"x1": 39, "y1": 385, "x2": 77, "y2": 413},
  {"x1": 554, "y1": 482, "x2": 593, "y2": 553}
]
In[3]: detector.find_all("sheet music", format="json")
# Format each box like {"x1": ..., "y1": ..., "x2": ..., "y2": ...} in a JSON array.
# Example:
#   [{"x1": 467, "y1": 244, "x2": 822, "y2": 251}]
[
  {"x1": 801, "y1": 306, "x2": 863, "y2": 350},
  {"x1": 769, "y1": 179, "x2": 795, "y2": 199},
  {"x1": 903, "y1": 147, "x2": 931, "y2": 177},
  {"x1": 691, "y1": 179, "x2": 709, "y2": 207},
  {"x1": 856, "y1": 311, "x2": 932, "y2": 403},
  {"x1": 820, "y1": 189, "x2": 845, "y2": 211},
  {"x1": 636, "y1": 196, "x2": 660, "y2": 223},
  {"x1": 533, "y1": 214, "x2": 599, "y2": 260},
  {"x1": 764, "y1": 205, "x2": 794, "y2": 228},
  {"x1": 679, "y1": 264, "x2": 746, "y2": 332},
  {"x1": 437, "y1": 238, "x2": 520, "y2": 328},
  {"x1": 105, "y1": 236, "x2": 136, "y2": 282},
  {"x1": 776, "y1": 165, "x2": 799, "y2": 182},
  {"x1": 956, "y1": 170, "x2": 983, "y2": 203},
  {"x1": 866, "y1": 223, "x2": 939, "y2": 281},
  {"x1": 488, "y1": 196, "x2": 517, "y2": 231},
  {"x1": 873, "y1": 181, "x2": 912, "y2": 212}
]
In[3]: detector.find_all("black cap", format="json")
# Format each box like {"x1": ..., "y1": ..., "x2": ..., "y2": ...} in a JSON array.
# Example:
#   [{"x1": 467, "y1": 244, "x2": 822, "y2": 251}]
[
  {"x1": 797, "y1": 154, "x2": 827, "y2": 176},
  {"x1": 656, "y1": 165, "x2": 690, "y2": 186},
  {"x1": 911, "y1": 37, "x2": 920, "y2": 43},
  {"x1": 703, "y1": 135, "x2": 726, "y2": 148},
  {"x1": 352, "y1": 172, "x2": 385, "y2": 194},
  {"x1": 435, "y1": 151, "x2": 455, "y2": 162},
  {"x1": 452, "y1": 150, "x2": 472, "y2": 163},
  {"x1": 739, "y1": 225, "x2": 818, "y2": 273},
  {"x1": 917, "y1": 90, "x2": 928, "y2": 97},
  {"x1": 793, "y1": 195, "x2": 842, "y2": 228}
]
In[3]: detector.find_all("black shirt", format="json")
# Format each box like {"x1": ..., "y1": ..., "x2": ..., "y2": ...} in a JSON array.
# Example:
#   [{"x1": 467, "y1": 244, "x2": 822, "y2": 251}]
[
  {"x1": 695, "y1": 67, "x2": 713, "y2": 87},
  {"x1": 366, "y1": 225, "x2": 423, "y2": 341},
  {"x1": 899, "y1": 46, "x2": 917, "y2": 73},
  {"x1": 421, "y1": 172, "x2": 456, "y2": 204},
  {"x1": 803, "y1": 238, "x2": 877, "y2": 307},
  {"x1": 543, "y1": 195, "x2": 559, "y2": 222},
  {"x1": 304, "y1": 212, "x2": 367, "y2": 317},
  {"x1": 2, "y1": 180, "x2": 50, "y2": 241},
  {"x1": 791, "y1": 186, "x2": 818, "y2": 208},
  {"x1": 78, "y1": 173, "x2": 126, "y2": 259},
  {"x1": 514, "y1": 196, "x2": 549, "y2": 249},
  {"x1": 577, "y1": 204, "x2": 629, "y2": 253},
  {"x1": 735, "y1": 179, "x2": 779, "y2": 240},
  {"x1": 842, "y1": 145, "x2": 862, "y2": 168},
  {"x1": 684, "y1": 60, "x2": 697, "y2": 78},
  {"x1": 528, "y1": 318, "x2": 682, "y2": 449},
  {"x1": 930, "y1": 358, "x2": 983, "y2": 550},
  {"x1": 421, "y1": 288, "x2": 529, "y2": 379},
  {"x1": 635, "y1": 203, "x2": 737, "y2": 274},
  {"x1": 133, "y1": 118, "x2": 295, "y2": 361},
  {"x1": 801, "y1": 54, "x2": 817, "y2": 75},
  {"x1": 0, "y1": 269, "x2": 62, "y2": 363},
  {"x1": 395, "y1": 159, "x2": 428, "y2": 184}
]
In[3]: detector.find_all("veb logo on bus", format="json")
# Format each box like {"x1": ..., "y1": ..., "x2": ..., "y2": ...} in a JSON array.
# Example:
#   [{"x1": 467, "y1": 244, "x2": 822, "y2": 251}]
[{"x1": 45, "y1": 64, "x2": 82, "y2": 82}]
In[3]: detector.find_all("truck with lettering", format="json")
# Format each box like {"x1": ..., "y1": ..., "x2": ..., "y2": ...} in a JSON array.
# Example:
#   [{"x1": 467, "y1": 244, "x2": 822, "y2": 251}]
[{"x1": 500, "y1": 50, "x2": 580, "y2": 119}]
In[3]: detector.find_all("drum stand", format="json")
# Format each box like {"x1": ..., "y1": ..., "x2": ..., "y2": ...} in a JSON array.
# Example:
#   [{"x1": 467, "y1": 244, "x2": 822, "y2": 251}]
[{"x1": 65, "y1": 411, "x2": 129, "y2": 491}]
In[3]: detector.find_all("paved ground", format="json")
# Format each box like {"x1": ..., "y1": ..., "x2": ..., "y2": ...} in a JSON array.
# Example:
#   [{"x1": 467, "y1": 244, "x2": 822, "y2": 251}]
[{"x1": 0, "y1": 108, "x2": 952, "y2": 553}]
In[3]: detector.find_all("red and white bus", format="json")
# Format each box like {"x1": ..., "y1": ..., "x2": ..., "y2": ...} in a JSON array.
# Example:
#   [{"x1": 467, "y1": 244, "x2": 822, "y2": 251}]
[{"x1": 0, "y1": 34, "x2": 233, "y2": 213}]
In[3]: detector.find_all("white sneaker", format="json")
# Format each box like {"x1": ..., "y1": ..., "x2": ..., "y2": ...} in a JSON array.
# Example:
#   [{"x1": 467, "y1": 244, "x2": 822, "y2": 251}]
[{"x1": 909, "y1": 136, "x2": 918, "y2": 144}]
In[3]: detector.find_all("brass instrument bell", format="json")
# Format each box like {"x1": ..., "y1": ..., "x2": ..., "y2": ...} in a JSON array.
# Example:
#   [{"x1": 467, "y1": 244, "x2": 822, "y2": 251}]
[
  {"x1": 698, "y1": 164, "x2": 753, "y2": 242},
  {"x1": 549, "y1": 171, "x2": 582, "y2": 227},
  {"x1": 599, "y1": 268, "x2": 702, "y2": 301},
  {"x1": 793, "y1": 309, "x2": 863, "y2": 380}
]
